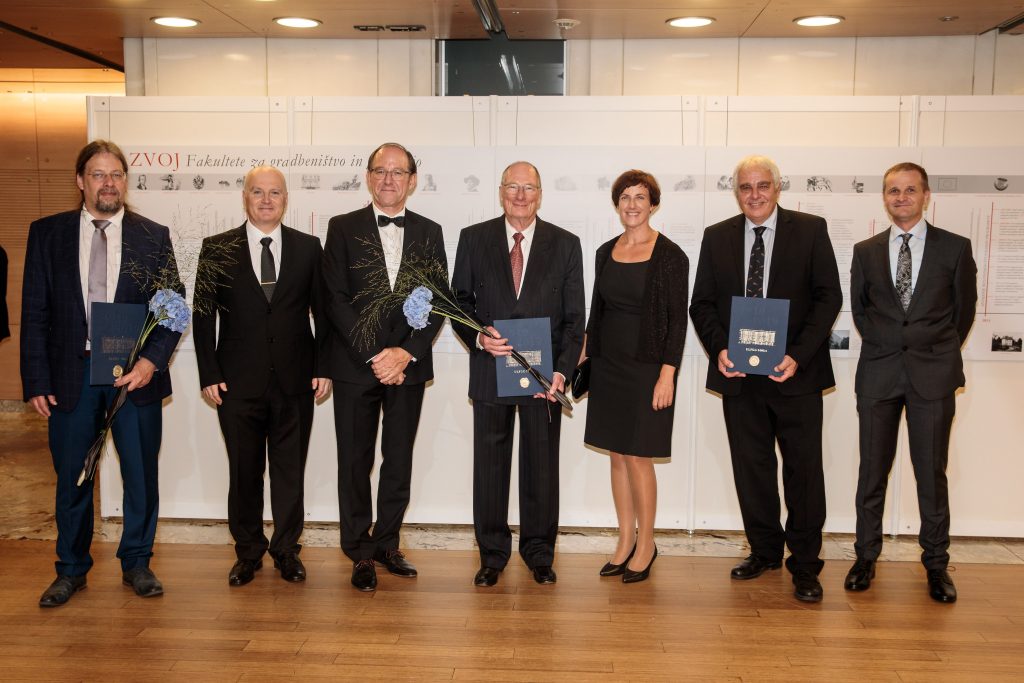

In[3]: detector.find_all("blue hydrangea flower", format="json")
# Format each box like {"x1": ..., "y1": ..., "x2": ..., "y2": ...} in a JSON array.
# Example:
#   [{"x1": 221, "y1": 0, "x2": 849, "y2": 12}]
[
  {"x1": 151, "y1": 288, "x2": 192, "y2": 333},
  {"x1": 403, "y1": 286, "x2": 434, "y2": 330}
]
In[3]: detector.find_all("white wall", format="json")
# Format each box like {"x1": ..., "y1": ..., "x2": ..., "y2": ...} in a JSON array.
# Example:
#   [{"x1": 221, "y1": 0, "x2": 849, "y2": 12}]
[
  {"x1": 89, "y1": 95, "x2": 1024, "y2": 540},
  {"x1": 125, "y1": 33, "x2": 1024, "y2": 98}
]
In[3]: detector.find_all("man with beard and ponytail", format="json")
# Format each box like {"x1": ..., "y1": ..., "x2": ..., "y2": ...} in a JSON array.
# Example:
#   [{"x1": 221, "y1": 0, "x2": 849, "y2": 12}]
[{"x1": 21, "y1": 140, "x2": 183, "y2": 607}]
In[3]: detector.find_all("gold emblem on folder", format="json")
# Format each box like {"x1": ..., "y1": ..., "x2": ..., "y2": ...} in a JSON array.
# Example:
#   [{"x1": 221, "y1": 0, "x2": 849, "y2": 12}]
[
  {"x1": 519, "y1": 377, "x2": 530, "y2": 389},
  {"x1": 112, "y1": 365, "x2": 124, "y2": 378},
  {"x1": 748, "y1": 356, "x2": 760, "y2": 367}
]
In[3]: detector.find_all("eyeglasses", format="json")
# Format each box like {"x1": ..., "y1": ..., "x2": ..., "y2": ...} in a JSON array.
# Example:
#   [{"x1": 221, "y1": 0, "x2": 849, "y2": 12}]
[
  {"x1": 369, "y1": 168, "x2": 411, "y2": 181},
  {"x1": 501, "y1": 183, "x2": 540, "y2": 195},
  {"x1": 86, "y1": 171, "x2": 126, "y2": 182}
]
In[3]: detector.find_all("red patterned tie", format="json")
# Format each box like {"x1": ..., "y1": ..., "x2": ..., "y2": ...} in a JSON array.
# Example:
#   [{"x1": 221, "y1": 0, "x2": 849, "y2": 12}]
[{"x1": 510, "y1": 231, "x2": 524, "y2": 296}]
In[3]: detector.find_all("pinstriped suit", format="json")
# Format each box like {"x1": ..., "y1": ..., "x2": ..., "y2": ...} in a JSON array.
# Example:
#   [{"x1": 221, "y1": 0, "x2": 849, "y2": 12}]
[{"x1": 451, "y1": 216, "x2": 585, "y2": 570}]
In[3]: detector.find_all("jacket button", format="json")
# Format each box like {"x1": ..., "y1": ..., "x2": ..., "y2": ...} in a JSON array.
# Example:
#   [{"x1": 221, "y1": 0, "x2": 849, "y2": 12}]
[
  {"x1": 902, "y1": 345, "x2": 908, "y2": 351},
  {"x1": 268, "y1": 337, "x2": 274, "y2": 344},
  {"x1": 902, "y1": 321, "x2": 909, "y2": 327}
]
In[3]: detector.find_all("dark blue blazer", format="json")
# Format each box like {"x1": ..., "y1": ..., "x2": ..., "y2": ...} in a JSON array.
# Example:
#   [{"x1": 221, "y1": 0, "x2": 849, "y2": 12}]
[{"x1": 21, "y1": 209, "x2": 182, "y2": 412}]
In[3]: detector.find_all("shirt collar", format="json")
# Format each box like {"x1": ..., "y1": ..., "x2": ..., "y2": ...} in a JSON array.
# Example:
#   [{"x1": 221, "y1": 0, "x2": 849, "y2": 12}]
[
  {"x1": 246, "y1": 221, "x2": 282, "y2": 244},
  {"x1": 890, "y1": 218, "x2": 927, "y2": 243},
  {"x1": 744, "y1": 206, "x2": 778, "y2": 232},
  {"x1": 505, "y1": 219, "x2": 536, "y2": 242},
  {"x1": 372, "y1": 203, "x2": 406, "y2": 225},
  {"x1": 82, "y1": 206, "x2": 125, "y2": 229}
]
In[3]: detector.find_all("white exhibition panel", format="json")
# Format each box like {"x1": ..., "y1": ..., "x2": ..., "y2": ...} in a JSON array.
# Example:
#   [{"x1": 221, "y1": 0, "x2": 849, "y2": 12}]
[{"x1": 91, "y1": 95, "x2": 1024, "y2": 539}]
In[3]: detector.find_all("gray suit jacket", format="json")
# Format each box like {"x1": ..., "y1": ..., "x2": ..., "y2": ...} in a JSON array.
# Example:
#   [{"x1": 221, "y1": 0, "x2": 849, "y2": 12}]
[{"x1": 851, "y1": 223, "x2": 977, "y2": 400}]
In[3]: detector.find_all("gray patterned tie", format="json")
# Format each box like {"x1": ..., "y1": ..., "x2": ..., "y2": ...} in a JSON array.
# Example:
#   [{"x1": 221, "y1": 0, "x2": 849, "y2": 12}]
[
  {"x1": 260, "y1": 236, "x2": 276, "y2": 302},
  {"x1": 745, "y1": 226, "x2": 766, "y2": 298},
  {"x1": 87, "y1": 219, "x2": 110, "y2": 338},
  {"x1": 895, "y1": 232, "x2": 913, "y2": 312}
]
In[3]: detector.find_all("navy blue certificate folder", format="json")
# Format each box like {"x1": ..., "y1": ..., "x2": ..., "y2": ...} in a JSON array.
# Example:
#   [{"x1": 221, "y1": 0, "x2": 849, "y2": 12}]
[
  {"x1": 90, "y1": 302, "x2": 147, "y2": 385},
  {"x1": 494, "y1": 317, "x2": 553, "y2": 397},
  {"x1": 728, "y1": 296, "x2": 789, "y2": 376}
]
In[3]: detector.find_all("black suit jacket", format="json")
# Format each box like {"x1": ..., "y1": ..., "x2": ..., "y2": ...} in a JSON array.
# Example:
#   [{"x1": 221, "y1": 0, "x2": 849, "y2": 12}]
[
  {"x1": 21, "y1": 209, "x2": 182, "y2": 411},
  {"x1": 851, "y1": 223, "x2": 976, "y2": 401},
  {"x1": 193, "y1": 224, "x2": 330, "y2": 399},
  {"x1": 451, "y1": 216, "x2": 586, "y2": 404},
  {"x1": 689, "y1": 206, "x2": 842, "y2": 397},
  {"x1": 323, "y1": 205, "x2": 446, "y2": 386}
]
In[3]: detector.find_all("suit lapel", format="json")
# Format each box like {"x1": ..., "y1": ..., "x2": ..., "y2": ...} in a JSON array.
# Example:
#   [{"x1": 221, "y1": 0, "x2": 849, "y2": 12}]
[
  {"x1": 871, "y1": 230, "x2": 903, "y2": 312},
  {"x1": 232, "y1": 225, "x2": 264, "y2": 299},
  {"x1": 516, "y1": 219, "x2": 552, "y2": 311},
  {"x1": 765, "y1": 207, "x2": 790, "y2": 297},
  {"x1": 490, "y1": 220, "x2": 517, "y2": 303},
  {"x1": 728, "y1": 215, "x2": 746, "y2": 295},
  {"x1": 907, "y1": 223, "x2": 939, "y2": 314},
  {"x1": 272, "y1": 226, "x2": 295, "y2": 303},
  {"x1": 62, "y1": 213, "x2": 86, "y2": 320}
]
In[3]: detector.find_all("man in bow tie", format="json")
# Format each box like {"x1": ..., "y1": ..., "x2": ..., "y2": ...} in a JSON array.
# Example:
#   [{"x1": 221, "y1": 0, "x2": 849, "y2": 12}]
[
  {"x1": 323, "y1": 143, "x2": 446, "y2": 591},
  {"x1": 193, "y1": 165, "x2": 331, "y2": 587}
]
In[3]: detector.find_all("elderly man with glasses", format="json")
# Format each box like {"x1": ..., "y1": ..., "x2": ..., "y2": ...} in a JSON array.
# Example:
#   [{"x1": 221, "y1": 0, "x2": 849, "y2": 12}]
[{"x1": 322, "y1": 143, "x2": 447, "y2": 592}]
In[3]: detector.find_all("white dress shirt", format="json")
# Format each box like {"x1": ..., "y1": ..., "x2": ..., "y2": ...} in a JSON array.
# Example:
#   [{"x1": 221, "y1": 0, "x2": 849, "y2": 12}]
[
  {"x1": 80, "y1": 207, "x2": 124, "y2": 349},
  {"x1": 743, "y1": 207, "x2": 778, "y2": 296},
  {"x1": 888, "y1": 219, "x2": 927, "y2": 290},
  {"x1": 246, "y1": 221, "x2": 282, "y2": 282},
  {"x1": 373, "y1": 205, "x2": 406, "y2": 291}
]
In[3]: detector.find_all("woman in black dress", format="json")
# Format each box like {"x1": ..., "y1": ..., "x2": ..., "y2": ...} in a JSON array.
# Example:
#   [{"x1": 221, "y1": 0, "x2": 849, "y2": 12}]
[{"x1": 580, "y1": 170, "x2": 688, "y2": 583}]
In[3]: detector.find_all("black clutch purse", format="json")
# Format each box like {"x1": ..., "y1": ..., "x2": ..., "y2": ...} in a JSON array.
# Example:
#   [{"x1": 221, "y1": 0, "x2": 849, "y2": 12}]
[{"x1": 570, "y1": 358, "x2": 591, "y2": 399}]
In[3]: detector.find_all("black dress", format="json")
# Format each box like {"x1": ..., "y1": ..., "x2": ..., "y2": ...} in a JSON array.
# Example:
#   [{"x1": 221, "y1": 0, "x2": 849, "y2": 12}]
[{"x1": 584, "y1": 258, "x2": 675, "y2": 457}]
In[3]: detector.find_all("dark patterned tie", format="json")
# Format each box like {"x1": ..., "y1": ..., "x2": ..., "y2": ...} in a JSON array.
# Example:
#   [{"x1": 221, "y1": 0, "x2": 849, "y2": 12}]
[
  {"x1": 510, "y1": 232, "x2": 524, "y2": 296},
  {"x1": 260, "y1": 236, "x2": 276, "y2": 302},
  {"x1": 87, "y1": 219, "x2": 110, "y2": 338},
  {"x1": 745, "y1": 226, "x2": 766, "y2": 298},
  {"x1": 896, "y1": 232, "x2": 913, "y2": 311}
]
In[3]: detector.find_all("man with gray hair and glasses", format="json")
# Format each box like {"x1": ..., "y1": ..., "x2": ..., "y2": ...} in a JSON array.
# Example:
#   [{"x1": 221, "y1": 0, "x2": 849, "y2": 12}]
[{"x1": 690, "y1": 155, "x2": 841, "y2": 602}]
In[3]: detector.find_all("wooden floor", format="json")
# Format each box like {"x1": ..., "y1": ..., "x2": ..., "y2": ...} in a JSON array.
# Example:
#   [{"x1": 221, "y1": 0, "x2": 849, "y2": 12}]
[{"x1": 2, "y1": 540, "x2": 1023, "y2": 682}]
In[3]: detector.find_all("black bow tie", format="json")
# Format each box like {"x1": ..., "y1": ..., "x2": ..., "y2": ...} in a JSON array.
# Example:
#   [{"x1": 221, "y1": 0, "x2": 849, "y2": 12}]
[{"x1": 378, "y1": 214, "x2": 405, "y2": 228}]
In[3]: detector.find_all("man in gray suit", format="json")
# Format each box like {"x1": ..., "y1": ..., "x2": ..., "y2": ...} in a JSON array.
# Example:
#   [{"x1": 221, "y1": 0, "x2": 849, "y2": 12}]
[{"x1": 846, "y1": 162, "x2": 977, "y2": 603}]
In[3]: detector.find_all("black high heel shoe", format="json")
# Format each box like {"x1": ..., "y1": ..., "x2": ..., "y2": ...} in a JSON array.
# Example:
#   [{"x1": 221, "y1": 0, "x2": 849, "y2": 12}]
[
  {"x1": 623, "y1": 546, "x2": 657, "y2": 584},
  {"x1": 599, "y1": 544, "x2": 636, "y2": 577}
]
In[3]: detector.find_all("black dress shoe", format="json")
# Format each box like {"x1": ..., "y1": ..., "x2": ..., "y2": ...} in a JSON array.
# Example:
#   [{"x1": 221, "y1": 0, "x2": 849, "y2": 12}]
[
  {"x1": 228, "y1": 559, "x2": 262, "y2": 586},
  {"x1": 844, "y1": 559, "x2": 876, "y2": 591},
  {"x1": 599, "y1": 544, "x2": 636, "y2": 577},
  {"x1": 39, "y1": 575, "x2": 86, "y2": 607},
  {"x1": 474, "y1": 567, "x2": 501, "y2": 587},
  {"x1": 273, "y1": 553, "x2": 306, "y2": 582},
  {"x1": 375, "y1": 549, "x2": 417, "y2": 578},
  {"x1": 730, "y1": 554, "x2": 782, "y2": 580},
  {"x1": 623, "y1": 546, "x2": 657, "y2": 584},
  {"x1": 792, "y1": 570, "x2": 823, "y2": 603},
  {"x1": 351, "y1": 559, "x2": 377, "y2": 592},
  {"x1": 927, "y1": 569, "x2": 957, "y2": 603},
  {"x1": 122, "y1": 567, "x2": 164, "y2": 598},
  {"x1": 531, "y1": 565, "x2": 557, "y2": 585}
]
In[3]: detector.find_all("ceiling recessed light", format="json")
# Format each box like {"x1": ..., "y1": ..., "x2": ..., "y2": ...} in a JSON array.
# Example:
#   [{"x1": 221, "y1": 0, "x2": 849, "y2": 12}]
[
  {"x1": 793, "y1": 15, "x2": 844, "y2": 27},
  {"x1": 939, "y1": 15, "x2": 959, "y2": 22},
  {"x1": 667, "y1": 17, "x2": 715, "y2": 28},
  {"x1": 151, "y1": 17, "x2": 200, "y2": 28},
  {"x1": 274, "y1": 17, "x2": 321, "y2": 28}
]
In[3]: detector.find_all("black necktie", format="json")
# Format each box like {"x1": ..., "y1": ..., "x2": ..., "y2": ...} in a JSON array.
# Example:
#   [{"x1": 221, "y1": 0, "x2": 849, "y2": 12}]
[
  {"x1": 378, "y1": 214, "x2": 405, "y2": 228},
  {"x1": 745, "y1": 226, "x2": 767, "y2": 298},
  {"x1": 260, "y1": 236, "x2": 276, "y2": 302}
]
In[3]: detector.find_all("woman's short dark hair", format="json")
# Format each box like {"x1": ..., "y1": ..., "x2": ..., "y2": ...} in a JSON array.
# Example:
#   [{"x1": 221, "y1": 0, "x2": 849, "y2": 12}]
[{"x1": 611, "y1": 170, "x2": 661, "y2": 207}]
